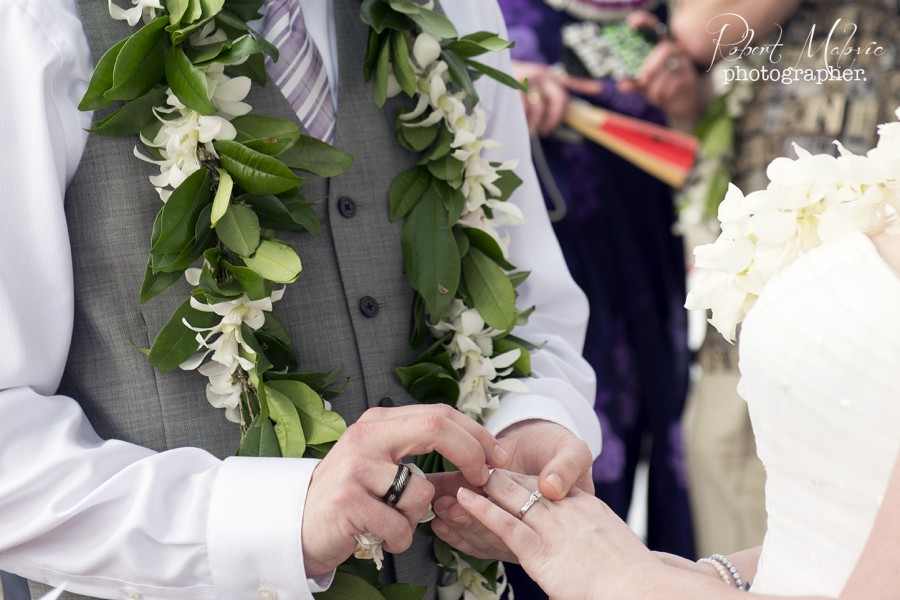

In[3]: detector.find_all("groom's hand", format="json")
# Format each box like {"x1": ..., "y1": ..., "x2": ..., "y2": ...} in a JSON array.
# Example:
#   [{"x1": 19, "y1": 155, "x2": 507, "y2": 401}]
[
  {"x1": 429, "y1": 420, "x2": 593, "y2": 560},
  {"x1": 300, "y1": 404, "x2": 509, "y2": 576},
  {"x1": 496, "y1": 420, "x2": 594, "y2": 499}
]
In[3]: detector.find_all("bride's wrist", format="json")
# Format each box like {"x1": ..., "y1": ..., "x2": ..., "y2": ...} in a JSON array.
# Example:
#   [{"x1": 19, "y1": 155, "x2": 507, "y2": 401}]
[{"x1": 697, "y1": 554, "x2": 750, "y2": 591}]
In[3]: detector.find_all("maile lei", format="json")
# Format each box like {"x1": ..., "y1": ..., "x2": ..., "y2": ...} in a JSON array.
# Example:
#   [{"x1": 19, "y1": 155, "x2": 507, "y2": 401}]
[{"x1": 84, "y1": 0, "x2": 533, "y2": 597}]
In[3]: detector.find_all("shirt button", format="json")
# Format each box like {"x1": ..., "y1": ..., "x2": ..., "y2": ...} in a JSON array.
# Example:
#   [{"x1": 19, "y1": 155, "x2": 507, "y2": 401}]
[
  {"x1": 122, "y1": 588, "x2": 142, "y2": 600},
  {"x1": 337, "y1": 196, "x2": 356, "y2": 218},
  {"x1": 379, "y1": 397, "x2": 395, "y2": 407},
  {"x1": 258, "y1": 586, "x2": 277, "y2": 600},
  {"x1": 359, "y1": 296, "x2": 380, "y2": 317}
]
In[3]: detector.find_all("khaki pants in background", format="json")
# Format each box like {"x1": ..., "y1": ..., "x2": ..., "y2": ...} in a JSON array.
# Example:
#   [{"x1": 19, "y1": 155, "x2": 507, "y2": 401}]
[{"x1": 683, "y1": 362, "x2": 768, "y2": 557}]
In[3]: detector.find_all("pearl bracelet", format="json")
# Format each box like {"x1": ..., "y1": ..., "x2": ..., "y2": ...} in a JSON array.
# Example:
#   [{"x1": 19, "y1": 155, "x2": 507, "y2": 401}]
[
  {"x1": 698, "y1": 558, "x2": 733, "y2": 586},
  {"x1": 698, "y1": 554, "x2": 750, "y2": 591}
]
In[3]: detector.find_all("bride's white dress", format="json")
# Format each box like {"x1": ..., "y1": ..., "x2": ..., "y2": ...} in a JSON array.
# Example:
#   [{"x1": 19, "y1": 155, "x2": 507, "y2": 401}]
[{"x1": 737, "y1": 231, "x2": 900, "y2": 596}]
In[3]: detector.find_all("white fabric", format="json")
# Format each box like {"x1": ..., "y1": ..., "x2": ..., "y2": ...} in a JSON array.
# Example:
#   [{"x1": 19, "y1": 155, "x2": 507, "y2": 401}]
[
  {"x1": 738, "y1": 231, "x2": 900, "y2": 596},
  {"x1": 0, "y1": 0, "x2": 599, "y2": 599}
]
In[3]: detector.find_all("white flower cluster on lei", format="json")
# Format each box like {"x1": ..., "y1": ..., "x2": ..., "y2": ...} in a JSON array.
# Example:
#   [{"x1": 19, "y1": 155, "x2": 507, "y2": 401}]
[
  {"x1": 686, "y1": 107, "x2": 900, "y2": 341},
  {"x1": 431, "y1": 300, "x2": 528, "y2": 419},
  {"x1": 136, "y1": 25, "x2": 251, "y2": 201},
  {"x1": 110, "y1": 8, "x2": 277, "y2": 419},
  {"x1": 399, "y1": 32, "x2": 528, "y2": 422},
  {"x1": 401, "y1": 33, "x2": 524, "y2": 252}
]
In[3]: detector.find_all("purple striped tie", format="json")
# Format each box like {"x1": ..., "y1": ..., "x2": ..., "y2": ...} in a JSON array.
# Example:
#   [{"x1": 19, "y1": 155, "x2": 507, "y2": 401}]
[{"x1": 261, "y1": 0, "x2": 336, "y2": 142}]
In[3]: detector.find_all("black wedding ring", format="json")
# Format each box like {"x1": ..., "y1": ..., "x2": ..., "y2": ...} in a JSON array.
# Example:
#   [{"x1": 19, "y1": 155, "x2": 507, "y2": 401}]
[{"x1": 382, "y1": 464, "x2": 412, "y2": 507}]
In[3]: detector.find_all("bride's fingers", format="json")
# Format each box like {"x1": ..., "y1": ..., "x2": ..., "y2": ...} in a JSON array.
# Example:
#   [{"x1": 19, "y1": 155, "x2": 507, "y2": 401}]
[
  {"x1": 431, "y1": 495, "x2": 518, "y2": 561},
  {"x1": 431, "y1": 515, "x2": 518, "y2": 562},
  {"x1": 482, "y1": 469, "x2": 552, "y2": 523},
  {"x1": 455, "y1": 487, "x2": 542, "y2": 555}
]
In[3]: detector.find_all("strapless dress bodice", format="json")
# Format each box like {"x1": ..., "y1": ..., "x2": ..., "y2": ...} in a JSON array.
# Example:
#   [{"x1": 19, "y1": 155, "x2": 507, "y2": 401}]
[{"x1": 738, "y1": 231, "x2": 900, "y2": 596}]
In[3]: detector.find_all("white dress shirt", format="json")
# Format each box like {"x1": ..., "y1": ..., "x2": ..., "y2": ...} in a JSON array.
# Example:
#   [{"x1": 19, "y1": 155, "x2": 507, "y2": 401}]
[{"x1": 0, "y1": 1, "x2": 600, "y2": 599}]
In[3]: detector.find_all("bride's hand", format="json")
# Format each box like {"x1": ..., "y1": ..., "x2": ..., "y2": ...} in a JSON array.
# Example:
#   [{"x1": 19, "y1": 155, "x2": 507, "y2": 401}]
[
  {"x1": 427, "y1": 420, "x2": 593, "y2": 562},
  {"x1": 455, "y1": 470, "x2": 660, "y2": 600}
]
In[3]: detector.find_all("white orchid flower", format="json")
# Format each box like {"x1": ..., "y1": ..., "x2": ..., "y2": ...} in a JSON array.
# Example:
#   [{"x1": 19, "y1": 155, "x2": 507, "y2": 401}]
[
  {"x1": 413, "y1": 32, "x2": 442, "y2": 69},
  {"x1": 432, "y1": 300, "x2": 502, "y2": 366},
  {"x1": 108, "y1": 0, "x2": 162, "y2": 27},
  {"x1": 429, "y1": 300, "x2": 529, "y2": 421},
  {"x1": 386, "y1": 72, "x2": 403, "y2": 98},
  {"x1": 872, "y1": 116, "x2": 900, "y2": 170},
  {"x1": 400, "y1": 62, "x2": 466, "y2": 129},
  {"x1": 766, "y1": 149, "x2": 843, "y2": 189},
  {"x1": 353, "y1": 532, "x2": 385, "y2": 569},
  {"x1": 179, "y1": 289, "x2": 285, "y2": 418},
  {"x1": 205, "y1": 63, "x2": 252, "y2": 119},
  {"x1": 456, "y1": 349, "x2": 530, "y2": 421},
  {"x1": 134, "y1": 65, "x2": 250, "y2": 199},
  {"x1": 134, "y1": 95, "x2": 238, "y2": 200},
  {"x1": 184, "y1": 292, "x2": 282, "y2": 361},
  {"x1": 438, "y1": 552, "x2": 509, "y2": 600},
  {"x1": 428, "y1": 74, "x2": 468, "y2": 126},
  {"x1": 198, "y1": 360, "x2": 243, "y2": 423}
]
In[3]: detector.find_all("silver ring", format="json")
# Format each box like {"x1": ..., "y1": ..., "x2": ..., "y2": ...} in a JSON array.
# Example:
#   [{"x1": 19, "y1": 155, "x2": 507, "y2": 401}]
[
  {"x1": 665, "y1": 56, "x2": 681, "y2": 72},
  {"x1": 516, "y1": 490, "x2": 543, "y2": 519},
  {"x1": 382, "y1": 464, "x2": 412, "y2": 507}
]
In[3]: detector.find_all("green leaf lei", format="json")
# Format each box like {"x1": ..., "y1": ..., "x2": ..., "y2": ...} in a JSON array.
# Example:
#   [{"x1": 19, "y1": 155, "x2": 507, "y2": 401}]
[{"x1": 85, "y1": 0, "x2": 529, "y2": 597}]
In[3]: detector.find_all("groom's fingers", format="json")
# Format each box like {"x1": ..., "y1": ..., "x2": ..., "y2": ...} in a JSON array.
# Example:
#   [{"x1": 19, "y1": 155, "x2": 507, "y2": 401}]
[
  {"x1": 355, "y1": 406, "x2": 496, "y2": 486},
  {"x1": 392, "y1": 473, "x2": 436, "y2": 526},
  {"x1": 352, "y1": 499, "x2": 416, "y2": 554},
  {"x1": 361, "y1": 404, "x2": 509, "y2": 469},
  {"x1": 537, "y1": 436, "x2": 593, "y2": 500}
]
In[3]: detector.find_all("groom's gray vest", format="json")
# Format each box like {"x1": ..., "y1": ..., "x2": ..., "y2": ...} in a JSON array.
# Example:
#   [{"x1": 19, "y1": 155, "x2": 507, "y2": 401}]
[{"x1": 32, "y1": 1, "x2": 439, "y2": 598}]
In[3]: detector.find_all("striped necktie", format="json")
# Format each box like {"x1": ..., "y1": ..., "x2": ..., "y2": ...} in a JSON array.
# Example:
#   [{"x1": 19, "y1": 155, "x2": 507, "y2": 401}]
[{"x1": 260, "y1": 0, "x2": 336, "y2": 142}]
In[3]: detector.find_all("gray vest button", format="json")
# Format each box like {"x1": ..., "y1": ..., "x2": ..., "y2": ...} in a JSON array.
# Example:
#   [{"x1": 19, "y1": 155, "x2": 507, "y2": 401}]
[
  {"x1": 337, "y1": 196, "x2": 356, "y2": 218},
  {"x1": 359, "y1": 296, "x2": 380, "y2": 317},
  {"x1": 379, "y1": 397, "x2": 395, "y2": 407}
]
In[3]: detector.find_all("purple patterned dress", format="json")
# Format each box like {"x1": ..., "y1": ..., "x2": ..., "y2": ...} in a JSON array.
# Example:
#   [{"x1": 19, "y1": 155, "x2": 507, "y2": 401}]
[{"x1": 499, "y1": 0, "x2": 694, "y2": 566}]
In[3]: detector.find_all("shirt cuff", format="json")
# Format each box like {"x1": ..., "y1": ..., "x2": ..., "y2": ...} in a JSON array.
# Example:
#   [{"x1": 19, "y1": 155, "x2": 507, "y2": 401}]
[
  {"x1": 486, "y1": 379, "x2": 602, "y2": 459},
  {"x1": 208, "y1": 456, "x2": 324, "y2": 599},
  {"x1": 308, "y1": 571, "x2": 336, "y2": 593}
]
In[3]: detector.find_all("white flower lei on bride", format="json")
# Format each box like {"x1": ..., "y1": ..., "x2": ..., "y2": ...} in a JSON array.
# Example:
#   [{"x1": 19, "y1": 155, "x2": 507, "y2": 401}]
[
  {"x1": 88, "y1": 0, "x2": 531, "y2": 597},
  {"x1": 686, "y1": 107, "x2": 900, "y2": 341}
]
